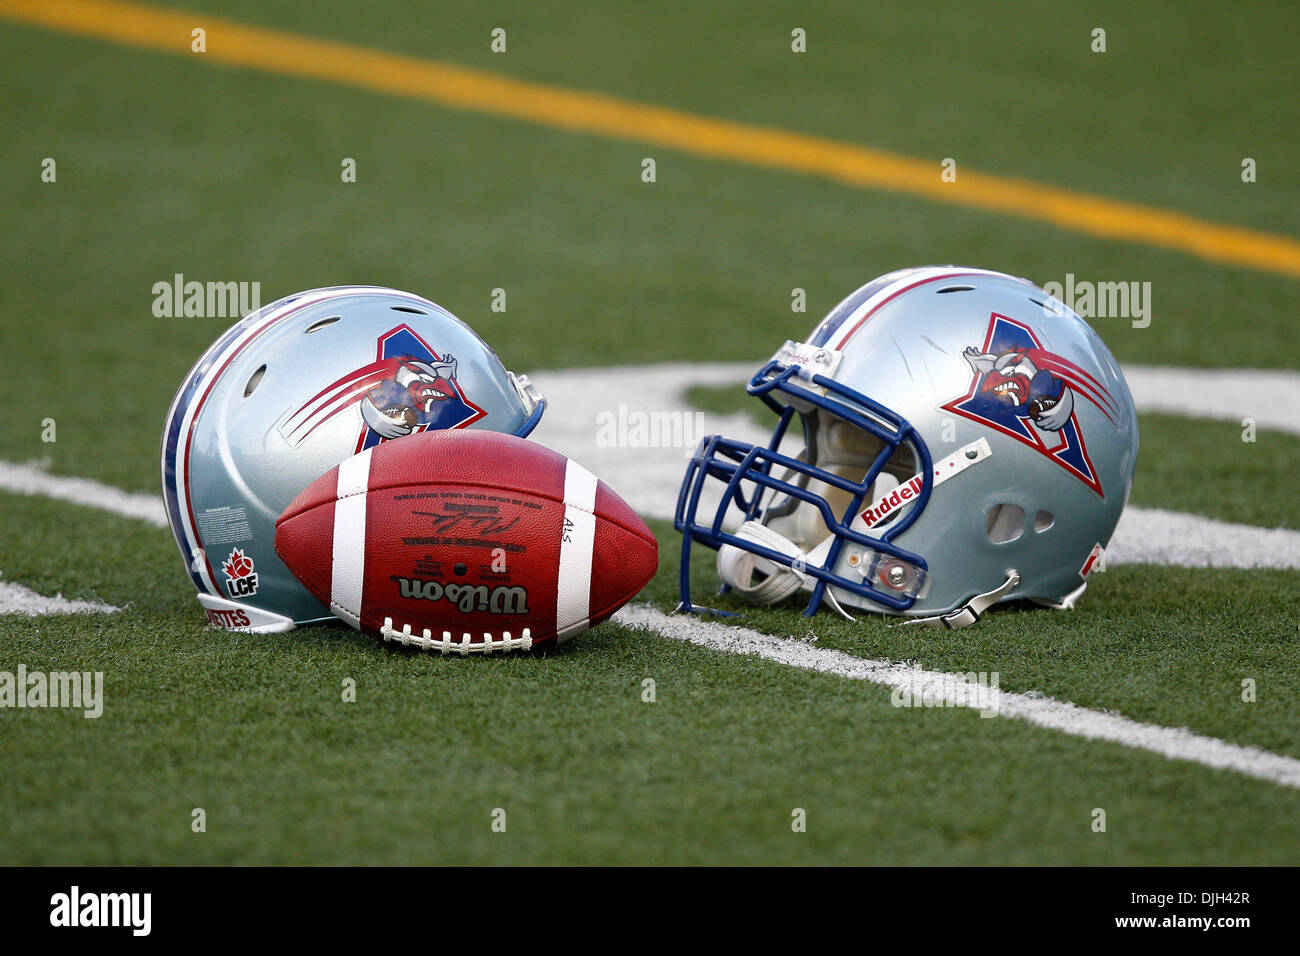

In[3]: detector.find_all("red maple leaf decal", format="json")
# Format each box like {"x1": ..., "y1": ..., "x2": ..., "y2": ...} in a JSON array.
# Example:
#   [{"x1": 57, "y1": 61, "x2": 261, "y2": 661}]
[{"x1": 222, "y1": 548, "x2": 254, "y2": 579}]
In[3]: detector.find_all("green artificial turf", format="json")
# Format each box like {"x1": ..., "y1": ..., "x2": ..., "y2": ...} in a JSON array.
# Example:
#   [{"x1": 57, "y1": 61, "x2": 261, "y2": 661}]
[{"x1": 0, "y1": 1, "x2": 1296, "y2": 865}]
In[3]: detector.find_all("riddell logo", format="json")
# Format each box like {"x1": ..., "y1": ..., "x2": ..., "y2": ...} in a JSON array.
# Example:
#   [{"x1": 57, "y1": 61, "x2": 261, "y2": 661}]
[
  {"x1": 860, "y1": 474, "x2": 925, "y2": 528},
  {"x1": 221, "y1": 547, "x2": 259, "y2": 598}
]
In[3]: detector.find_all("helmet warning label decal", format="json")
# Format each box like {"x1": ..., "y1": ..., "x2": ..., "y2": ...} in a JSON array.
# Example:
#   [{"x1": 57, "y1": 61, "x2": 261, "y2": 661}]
[
  {"x1": 942, "y1": 313, "x2": 1115, "y2": 496},
  {"x1": 195, "y1": 505, "x2": 253, "y2": 545}
]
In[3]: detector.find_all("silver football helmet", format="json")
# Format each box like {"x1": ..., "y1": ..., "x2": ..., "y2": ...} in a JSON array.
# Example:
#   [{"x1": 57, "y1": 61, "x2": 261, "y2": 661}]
[
  {"x1": 676, "y1": 266, "x2": 1139, "y2": 627},
  {"x1": 162, "y1": 286, "x2": 545, "y2": 632}
]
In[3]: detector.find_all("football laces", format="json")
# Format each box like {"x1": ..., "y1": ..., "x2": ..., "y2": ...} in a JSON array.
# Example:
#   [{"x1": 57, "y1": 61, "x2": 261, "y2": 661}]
[{"x1": 379, "y1": 617, "x2": 534, "y2": 655}]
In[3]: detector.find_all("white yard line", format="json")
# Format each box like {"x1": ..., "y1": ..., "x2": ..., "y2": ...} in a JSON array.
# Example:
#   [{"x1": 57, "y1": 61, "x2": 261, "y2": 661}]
[
  {"x1": 5, "y1": 452, "x2": 1297, "y2": 571},
  {"x1": 616, "y1": 604, "x2": 1300, "y2": 790},
  {"x1": 528, "y1": 362, "x2": 1300, "y2": 569},
  {"x1": 1124, "y1": 365, "x2": 1300, "y2": 436},
  {"x1": 0, "y1": 461, "x2": 167, "y2": 527},
  {"x1": 1110, "y1": 507, "x2": 1300, "y2": 570},
  {"x1": 0, "y1": 462, "x2": 158, "y2": 616},
  {"x1": 0, "y1": 579, "x2": 120, "y2": 617},
  {"x1": 1, "y1": 363, "x2": 1297, "y2": 784}
]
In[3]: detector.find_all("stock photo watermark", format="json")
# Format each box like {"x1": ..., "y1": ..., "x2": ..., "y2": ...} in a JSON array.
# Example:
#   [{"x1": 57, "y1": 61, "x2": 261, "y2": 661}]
[
  {"x1": 152, "y1": 274, "x2": 261, "y2": 318},
  {"x1": 1040, "y1": 273, "x2": 1151, "y2": 328},
  {"x1": 50, "y1": 886, "x2": 151, "y2": 936},
  {"x1": 595, "y1": 403, "x2": 706, "y2": 456},
  {"x1": 0, "y1": 666, "x2": 103, "y2": 718},
  {"x1": 891, "y1": 671, "x2": 1001, "y2": 718}
]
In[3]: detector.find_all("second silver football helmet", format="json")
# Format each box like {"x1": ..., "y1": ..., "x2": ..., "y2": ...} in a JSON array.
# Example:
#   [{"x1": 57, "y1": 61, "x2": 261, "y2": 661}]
[{"x1": 676, "y1": 266, "x2": 1139, "y2": 627}]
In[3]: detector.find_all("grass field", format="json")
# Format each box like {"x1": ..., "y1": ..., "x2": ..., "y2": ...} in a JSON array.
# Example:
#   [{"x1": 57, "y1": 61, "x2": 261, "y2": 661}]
[{"x1": 0, "y1": 0, "x2": 1297, "y2": 865}]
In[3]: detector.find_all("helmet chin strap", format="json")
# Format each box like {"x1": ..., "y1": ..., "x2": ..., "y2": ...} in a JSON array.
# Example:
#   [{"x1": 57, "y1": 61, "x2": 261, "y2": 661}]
[
  {"x1": 717, "y1": 522, "x2": 807, "y2": 604},
  {"x1": 893, "y1": 570, "x2": 1021, "y2": 629},
  {"x1": 718, "y1": 523, "x2": 1027, "y2": 628},
  {"x1": 1032, "y1": 579, "x2": 1087, "y2": 611},
  {"x1": 717, "y1": 521, "x2": 856, "y2": 620}
]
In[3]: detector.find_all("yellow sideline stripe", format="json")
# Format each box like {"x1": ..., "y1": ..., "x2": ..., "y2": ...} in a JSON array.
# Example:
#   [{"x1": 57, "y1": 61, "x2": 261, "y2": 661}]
[{"x1": 4, "y1": 0, "x2": 1298, "y2": 278}]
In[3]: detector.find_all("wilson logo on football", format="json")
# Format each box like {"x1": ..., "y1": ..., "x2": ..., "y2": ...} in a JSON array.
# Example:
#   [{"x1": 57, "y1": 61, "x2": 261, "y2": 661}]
[
  {"x1": 221, "y1": 547, "x2": 260, "y2": 598},
  {"x1": 394, "y1": 577, "x2": 529, "y2": 615}
]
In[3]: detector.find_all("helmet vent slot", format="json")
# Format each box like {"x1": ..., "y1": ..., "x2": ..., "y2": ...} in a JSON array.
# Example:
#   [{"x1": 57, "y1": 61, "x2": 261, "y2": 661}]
[
  {"x1": 390, "y1": 305, "x2": 427, "y2": 314},
  {"x1": 1034, "y1": 510, "x2": 1055, "y2": 533},
  {"x1": 304, "y1": 315, "x2": 341, "y2": 334},
  {"x1": 936, "y1": 285, "x2": 975, "y2": 294},
  {"x1": 986, "y1": 504, "x2": 1024, "y2": 544},
  {"x1": 243, "y1": 364, "x2": 267, "y2": 397}
]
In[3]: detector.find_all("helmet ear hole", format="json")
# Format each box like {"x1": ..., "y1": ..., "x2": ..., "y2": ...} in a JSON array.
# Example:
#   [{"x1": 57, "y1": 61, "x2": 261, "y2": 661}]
[
  {"x1": 1034, "y1": 510, "x2": 1055, "y2": 532},
  {"x1": 304, "y1": 315, "x2": 341, "y2": 334},
  {"x1": 243, "y1": 364, "x2": 267, "y2": 397},
  {"x1": 986, "y1": 504, "x2": 1025, "y2": 544}
]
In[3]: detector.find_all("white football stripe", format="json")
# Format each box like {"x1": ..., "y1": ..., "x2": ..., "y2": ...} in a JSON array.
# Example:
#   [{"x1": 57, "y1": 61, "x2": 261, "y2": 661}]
[
  {"x1": 329, "y1": 449, "x2": 373, "y2": 629},
  {"x1": 335, "y1": 447, "x2": 374, "y2": 499},
  {"x1": 615, "y1": 605, "x2": 1300, "y2": 790},
  {"x1": 563, "y1": 457, "x2": 599, "y2": 512},
  {"x1": 555, "y1": 459, "x2": 599, "y2": 640}
]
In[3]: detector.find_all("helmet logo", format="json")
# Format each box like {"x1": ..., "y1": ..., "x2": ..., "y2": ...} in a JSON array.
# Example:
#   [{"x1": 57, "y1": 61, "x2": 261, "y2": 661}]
[
  {"x1": 1079, "y1": 543, "x2": 1106, "y2": 578},
  {"x1": 279, "y1": 324, "x2": 486, "y2": 452},
  {"x1": 221, "y1": 547, "x2": 260, "y2": 598},
  {"x1": 943, "y1": 313, "x2": 1116, "y2": 496}
]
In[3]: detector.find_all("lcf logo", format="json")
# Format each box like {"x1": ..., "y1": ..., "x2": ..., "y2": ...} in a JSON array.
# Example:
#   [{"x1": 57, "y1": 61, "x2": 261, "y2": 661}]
[
  {"x1": 221, "y1": 547, "x2": 259, "y2": 598},
  {"x1": 942, "y1": 313, "x2": 1118, "y2": 495},
  {"x1": 278, "y1": 324, "x2": 486, "y2": 453}
]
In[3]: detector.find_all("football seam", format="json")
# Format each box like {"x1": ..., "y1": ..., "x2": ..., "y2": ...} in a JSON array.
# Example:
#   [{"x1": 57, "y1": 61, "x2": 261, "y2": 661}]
[
  {"x1": 587, "y1": 585, "x2": 653, "y2": 628},
  {"x1": 367, "y1": 478, "x2": 654, "y2": 543},
  {"x1": 272, "y1": 532, "x2": 344, "y2": 619},
  {"x1": 277, "y1": 483, "x2": 369, "y2": 524},
  {"x1": 283, "y1": 477, "x2": 653, "y2": 547},
  {"x1": 278, "y1": 473, "x2": 653, "y2": 636},
  {"x1": 587, "y1": 525, "x2": 658, "y2": 624}
]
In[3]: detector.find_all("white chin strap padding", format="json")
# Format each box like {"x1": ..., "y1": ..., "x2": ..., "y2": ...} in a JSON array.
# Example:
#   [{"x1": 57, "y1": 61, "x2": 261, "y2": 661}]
[
  {"x1": 717, "y1": 521, "x2": 814, "y2": 605},
  {"x1": 895, "y1": 570, "x2": 1020, "y2": 629}
]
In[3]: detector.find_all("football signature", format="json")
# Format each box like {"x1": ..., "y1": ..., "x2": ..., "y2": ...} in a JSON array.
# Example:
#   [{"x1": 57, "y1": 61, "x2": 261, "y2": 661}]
[{"x1": 412, "y1": 510, "x2": 521, "y2": 537}]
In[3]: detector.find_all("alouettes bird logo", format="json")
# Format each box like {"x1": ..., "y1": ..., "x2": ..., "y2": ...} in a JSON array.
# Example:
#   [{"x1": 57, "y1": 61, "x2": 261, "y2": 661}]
[
  {"x1": 277, "y1": 324, "x2": 486, "y2": 453},
  {"x1": 943, "y1": 313, "x2": 1118, "y2": 496},
  {"x1": 962, "y1": 346, "x2": 1078, "y2": 432}
]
